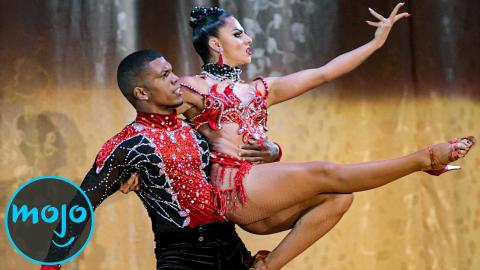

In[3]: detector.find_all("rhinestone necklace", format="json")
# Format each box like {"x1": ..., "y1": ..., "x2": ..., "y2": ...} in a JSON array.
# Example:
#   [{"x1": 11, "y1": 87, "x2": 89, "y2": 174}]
[{"x1": 201, "y1": 63, "x2": 242, "y2": 83}]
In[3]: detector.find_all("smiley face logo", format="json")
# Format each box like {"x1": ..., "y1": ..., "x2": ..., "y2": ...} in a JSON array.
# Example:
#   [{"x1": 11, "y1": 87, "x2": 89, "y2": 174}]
[{"x1": 5, "y1": 176, "x2": 94, "y2": 265}]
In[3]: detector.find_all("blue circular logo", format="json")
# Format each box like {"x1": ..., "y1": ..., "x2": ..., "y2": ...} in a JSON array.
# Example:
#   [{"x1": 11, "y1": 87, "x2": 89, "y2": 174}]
[{"x1": 4, "y1": 176, "x2": 95, "y2": 265}]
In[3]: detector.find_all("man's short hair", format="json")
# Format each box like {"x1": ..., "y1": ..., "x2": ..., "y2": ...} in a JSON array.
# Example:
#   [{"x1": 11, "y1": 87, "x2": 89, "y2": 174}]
[{"x1": 117, "y1": 50, "x2": 164, "y2": 103}]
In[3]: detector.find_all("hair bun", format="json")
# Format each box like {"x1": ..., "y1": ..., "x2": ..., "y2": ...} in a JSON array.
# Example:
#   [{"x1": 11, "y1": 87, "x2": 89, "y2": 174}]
[{"x1": 190, "y1": 6, "x2": 225, "y2": 28}]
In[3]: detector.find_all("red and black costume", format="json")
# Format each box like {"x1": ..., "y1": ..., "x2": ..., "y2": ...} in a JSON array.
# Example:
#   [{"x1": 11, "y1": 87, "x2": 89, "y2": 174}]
[
  {"x1": 43, "y1": 112, "x2": 251, "y2": 270},
  {"x1": 181, "y1": 65, "x2": 279, "y2": 214},
  {"x1": 93, "y1": 112, "x2": 224, "y2": 229}
]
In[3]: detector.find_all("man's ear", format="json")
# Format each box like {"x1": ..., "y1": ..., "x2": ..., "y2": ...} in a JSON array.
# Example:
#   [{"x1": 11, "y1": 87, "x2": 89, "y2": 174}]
[{"x1": 133, "y1": 86, "x2": 149, "y2": 101}]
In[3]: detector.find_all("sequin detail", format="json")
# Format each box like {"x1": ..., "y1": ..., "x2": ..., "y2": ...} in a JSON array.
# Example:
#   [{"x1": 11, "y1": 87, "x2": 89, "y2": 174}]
[
  {"x1": 181, "y1": 77, "x2": 269, "y2": 145},
  {"x1": 210, "y1": 152, "x2": 253, "y2": 214},
  {"x1": 93, "y1": 112, "x2": 224, "y2": 230}
]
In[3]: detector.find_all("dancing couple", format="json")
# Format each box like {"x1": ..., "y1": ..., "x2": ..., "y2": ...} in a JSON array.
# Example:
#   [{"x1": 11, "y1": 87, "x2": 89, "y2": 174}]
[{"x1": 42, "y1": 3, "x2": 475, "y2": 270}]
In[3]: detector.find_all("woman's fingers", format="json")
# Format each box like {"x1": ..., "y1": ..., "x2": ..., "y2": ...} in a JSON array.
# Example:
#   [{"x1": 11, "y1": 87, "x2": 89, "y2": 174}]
[
  {"x1": 370, "y1": 3, "x2": 409, "y2": 25},
  {"x1": 368, "y1": 7, "x2": 386, "y2": 22},
  {"x1": 394, "y1": 12, "x2": 410, "y2": 23},
  {"x1": 365, "y1": 20, "x2": 381, "y2": 27},
  {"x1": 389, "y1": 2, "x2": 405, "y2": 19}
]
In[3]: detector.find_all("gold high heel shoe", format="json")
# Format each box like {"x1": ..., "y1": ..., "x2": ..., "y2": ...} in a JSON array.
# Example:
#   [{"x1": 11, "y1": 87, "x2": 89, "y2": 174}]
[{"x1": 424, "y1": 136, "x2": 476, "y2": 176}]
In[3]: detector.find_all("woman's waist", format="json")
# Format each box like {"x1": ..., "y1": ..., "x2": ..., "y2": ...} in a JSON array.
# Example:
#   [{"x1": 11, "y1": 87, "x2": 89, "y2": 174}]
[
  {"x1": 206, "y1": 133, "x2": 243, "y2": 159},
  {"x1": 198, "y1": 122, "x2": 267, "y2": 146}
]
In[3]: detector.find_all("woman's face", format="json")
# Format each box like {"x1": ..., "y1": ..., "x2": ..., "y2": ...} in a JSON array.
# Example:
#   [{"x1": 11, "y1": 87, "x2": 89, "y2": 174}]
[{"x1": 214, "y1": 16, "x2": 253, "y2": 67}]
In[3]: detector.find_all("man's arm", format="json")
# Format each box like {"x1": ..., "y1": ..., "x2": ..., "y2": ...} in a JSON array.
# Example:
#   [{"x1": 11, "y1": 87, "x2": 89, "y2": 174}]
[{"x1": 41, "y1": 147, "x2": 131, "y2": 268}]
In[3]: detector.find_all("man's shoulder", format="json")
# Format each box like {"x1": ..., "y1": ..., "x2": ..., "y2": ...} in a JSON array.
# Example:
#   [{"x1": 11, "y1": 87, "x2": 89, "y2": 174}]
[{"x1": 94, "y1": 123, "x2": 145, "y2": 172}]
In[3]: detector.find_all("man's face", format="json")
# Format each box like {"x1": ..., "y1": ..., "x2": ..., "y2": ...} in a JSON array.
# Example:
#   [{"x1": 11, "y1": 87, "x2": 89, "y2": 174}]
[{"x1": 142, "y1": 57, "x2": 183, "y2": 108}]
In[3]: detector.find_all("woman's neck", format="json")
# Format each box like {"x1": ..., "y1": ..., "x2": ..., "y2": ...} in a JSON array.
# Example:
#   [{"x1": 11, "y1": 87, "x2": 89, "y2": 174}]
[{"x1": 201, "y1": 62, "x2": 242, "y2": 83}]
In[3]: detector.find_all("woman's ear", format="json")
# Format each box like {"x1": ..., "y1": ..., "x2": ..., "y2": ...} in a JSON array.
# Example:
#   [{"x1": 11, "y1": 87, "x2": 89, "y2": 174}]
[{"x1": 208, "y1": 37, "x2": 221, "y2": 53}]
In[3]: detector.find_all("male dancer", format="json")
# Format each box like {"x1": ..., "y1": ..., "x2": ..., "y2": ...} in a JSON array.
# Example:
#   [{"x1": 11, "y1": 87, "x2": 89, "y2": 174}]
[{"x1": 41, "y1": 49, "x2": 280, "y2": 270}]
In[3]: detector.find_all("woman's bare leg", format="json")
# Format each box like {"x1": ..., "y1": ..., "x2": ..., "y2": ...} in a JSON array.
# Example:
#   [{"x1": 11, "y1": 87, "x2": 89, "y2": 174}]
[
  {"x1": 242, "y1": 193, "x2": 353, "y2": 234},
  {"x1": 242, "y1": 193, "x2": 353, "y2": 270},
  {"x1": 225, "y1": 138, "x2": 474, "y2": 269},
  {"x1": 229, "y1": 139, "x2": 473, "y2": 224}
]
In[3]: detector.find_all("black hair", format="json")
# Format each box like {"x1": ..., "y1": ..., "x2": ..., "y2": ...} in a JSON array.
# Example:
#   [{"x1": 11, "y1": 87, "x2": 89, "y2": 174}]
[
  {"x1": 117, "y1": 50, "x2": 163, "y2": 103},
  {"x1": 190, "y1": 6, "x2": 231, "y2": 63}
]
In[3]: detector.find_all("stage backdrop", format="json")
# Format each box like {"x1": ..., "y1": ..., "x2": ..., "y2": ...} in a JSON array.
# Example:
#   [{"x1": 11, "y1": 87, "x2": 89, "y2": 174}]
[{"x1": 1, "y1": 0, "x2": 479, "y2": 269}]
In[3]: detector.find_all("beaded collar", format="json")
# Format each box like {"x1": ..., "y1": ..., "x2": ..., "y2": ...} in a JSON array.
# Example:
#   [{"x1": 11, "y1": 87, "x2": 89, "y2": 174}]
[
  {"x1": 201, "y1": 63, "x2": 242, "y2": 83},
  {"x1": 135, "y1": 112, "x2": 182, "y2": 131}
]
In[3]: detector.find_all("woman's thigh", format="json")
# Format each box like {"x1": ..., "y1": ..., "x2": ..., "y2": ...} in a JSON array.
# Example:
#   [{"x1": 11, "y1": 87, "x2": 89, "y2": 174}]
[{"x1": 228, "y1": 161, "x2": 336, "y2": 224}]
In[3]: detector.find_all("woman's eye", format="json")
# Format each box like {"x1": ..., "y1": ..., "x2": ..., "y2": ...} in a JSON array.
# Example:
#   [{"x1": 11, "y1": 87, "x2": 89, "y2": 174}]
[{"x1": 234, "y1": 33, "x2": 242, "y2": 38}]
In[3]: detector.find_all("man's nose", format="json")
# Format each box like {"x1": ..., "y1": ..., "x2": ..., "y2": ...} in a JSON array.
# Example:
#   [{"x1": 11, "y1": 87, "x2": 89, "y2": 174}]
[{"x1": 171, "y1": 73, "x2": 179, "y2": 84}]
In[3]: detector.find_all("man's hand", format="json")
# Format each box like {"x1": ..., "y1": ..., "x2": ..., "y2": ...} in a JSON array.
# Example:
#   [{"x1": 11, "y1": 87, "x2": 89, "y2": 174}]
[
  {"x1": 120, "y1": 172, "x2": 141, "y2": 194},
  {"x1": 239, "y1": 140, "x2": 280, "y2": 164}
]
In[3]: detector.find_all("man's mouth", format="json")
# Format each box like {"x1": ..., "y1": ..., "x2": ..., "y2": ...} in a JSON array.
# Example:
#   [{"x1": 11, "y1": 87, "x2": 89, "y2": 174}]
[{"x1": 174, "y1": 87, "x2": 182, "y2": 96}]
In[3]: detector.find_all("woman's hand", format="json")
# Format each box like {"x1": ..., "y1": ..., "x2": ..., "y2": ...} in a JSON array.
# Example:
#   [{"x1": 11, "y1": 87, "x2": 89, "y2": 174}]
[{"x1": 366, "y1": 3, "x2": 410, "y2": 48}]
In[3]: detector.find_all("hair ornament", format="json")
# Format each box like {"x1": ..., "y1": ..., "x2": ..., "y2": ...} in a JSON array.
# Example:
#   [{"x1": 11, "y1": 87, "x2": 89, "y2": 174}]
[{"x1": 190, "y1": 6, "x2": 225, "y2": 28}]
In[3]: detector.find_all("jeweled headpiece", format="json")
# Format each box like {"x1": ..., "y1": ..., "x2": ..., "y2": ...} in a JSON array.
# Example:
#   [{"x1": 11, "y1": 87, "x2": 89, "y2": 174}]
[{"x1": 190, "y1": 6, "x2": 226, "y2": 28}]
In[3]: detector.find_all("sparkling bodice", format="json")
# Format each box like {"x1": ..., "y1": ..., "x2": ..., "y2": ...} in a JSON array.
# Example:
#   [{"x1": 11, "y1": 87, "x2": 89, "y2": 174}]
[{"x1": 181, "y1": 77, "x2": 269, "y2": 144}]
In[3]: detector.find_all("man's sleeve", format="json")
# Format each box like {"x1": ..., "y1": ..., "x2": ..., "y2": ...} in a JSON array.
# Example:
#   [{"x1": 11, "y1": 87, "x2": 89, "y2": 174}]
[{"x1": 42, "y1": 146, "x2": 133, "y2": 265}]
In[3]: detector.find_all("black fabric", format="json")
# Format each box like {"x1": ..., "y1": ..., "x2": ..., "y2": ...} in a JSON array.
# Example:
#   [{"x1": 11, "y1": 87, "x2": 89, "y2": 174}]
[
  {"x1": 155, "y1": 222, "x2": 252, "y2": 270},
  {"x1": 44, "y1": 123, "x2": 253, "y2": 268}
]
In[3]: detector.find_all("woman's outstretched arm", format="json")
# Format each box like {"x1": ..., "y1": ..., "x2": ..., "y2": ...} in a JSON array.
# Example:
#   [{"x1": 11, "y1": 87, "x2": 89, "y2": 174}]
[{"x1": 266, "y1": 3, "x2": 410, "y2": 106}]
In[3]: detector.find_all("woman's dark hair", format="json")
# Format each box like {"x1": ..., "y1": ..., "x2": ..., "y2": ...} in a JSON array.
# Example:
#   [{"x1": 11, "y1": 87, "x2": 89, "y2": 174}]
[{"x1": 190, "y1": 6, "x2": 231, "y2": 63}]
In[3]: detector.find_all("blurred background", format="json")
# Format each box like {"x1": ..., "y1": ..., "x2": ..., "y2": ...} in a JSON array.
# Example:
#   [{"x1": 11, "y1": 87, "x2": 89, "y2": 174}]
[{"x1": 1, "y1": 0, "x2": 479, "y2": 269}]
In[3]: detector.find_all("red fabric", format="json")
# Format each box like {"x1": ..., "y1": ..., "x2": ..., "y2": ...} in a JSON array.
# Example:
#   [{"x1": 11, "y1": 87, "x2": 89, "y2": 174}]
[
  {"x1": 190, "y1": 78, "x2": 269, "y2": 145},
  {"x1": 97, "y1": 112, "x2": 224, "y2": 227},
  {"x1": 210, "y1": 152, "x2": 253, "y2": 214},
  {"x1": 156, "y1": 125, "x2": 223, "y2": 227},
  {"x1": 95, "y1": 112, "x2": 182, "y2": 172},
  {"x1": 95, "y1": 125, "x2": 138, "y2": 171}
]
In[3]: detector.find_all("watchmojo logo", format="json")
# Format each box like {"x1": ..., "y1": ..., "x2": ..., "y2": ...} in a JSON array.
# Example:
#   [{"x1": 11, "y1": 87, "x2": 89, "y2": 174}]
[{"x1": 5, "y1": 176, "x2": 94, "y2": 265}]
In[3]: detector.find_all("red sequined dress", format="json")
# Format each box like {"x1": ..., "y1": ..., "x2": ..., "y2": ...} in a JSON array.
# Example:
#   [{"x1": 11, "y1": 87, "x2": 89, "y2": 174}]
[{"x1": 181, "y1": 77, "x2": 269, "y2": 213}]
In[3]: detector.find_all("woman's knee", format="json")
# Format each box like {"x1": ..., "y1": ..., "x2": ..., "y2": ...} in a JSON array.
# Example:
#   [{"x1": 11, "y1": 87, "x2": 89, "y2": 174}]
[
  {"x1": 333, "y1": 193, "x2": 354, "y2": 213},
  {"x1": 305, "y1": 161, "x2": 343, "y2": 186}
]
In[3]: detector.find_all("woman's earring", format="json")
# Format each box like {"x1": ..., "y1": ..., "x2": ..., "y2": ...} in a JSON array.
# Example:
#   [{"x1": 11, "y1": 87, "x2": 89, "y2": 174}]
[{"x1": 218, "y1": 47, "x2": 223, "y2": 65}]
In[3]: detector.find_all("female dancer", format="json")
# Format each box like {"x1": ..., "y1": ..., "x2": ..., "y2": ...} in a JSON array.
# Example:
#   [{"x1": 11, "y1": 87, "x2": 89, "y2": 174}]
[{"x1": 177, "y1": 5, "x2": 476, "y2": 269}]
